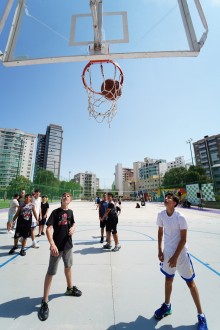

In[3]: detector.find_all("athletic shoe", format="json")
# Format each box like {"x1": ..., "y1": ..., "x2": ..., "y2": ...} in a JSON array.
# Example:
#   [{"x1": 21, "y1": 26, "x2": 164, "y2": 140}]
[
  {"x1": 32, "y1": 242, "x2": 39, "y2": 248},
  {"x1": 100, "y1": 237, "x2": 104, "y2": 243},
  {"x1": 112, "y1": 245, "x2": 121, "y2": 252},
  {"x1": 8, "y1": 230, "x2": 15, "y2": 234},
  {"x1": 103, "y1": 243, "x2": 112, "y2": 250},
  {"x1": 65, "y1": 286, "x2": 82, "y2": 297},
  {"x1": 20, "y1": 249, "x2": 26, "y2": 256},
  {"x1": 198, "y1": 315, "x2": 208, "y2": 330},
  {"x1": 8, "y1": 246, "x2": 18, "y2": 254},
  {"x1": 38, "y1": 300, "x2": 49, "y2": 321},
  {"x1": 36, "y1": 234, "x2": 41, "y2": 237},
  {"x1": 154, "y1": 303, "x2": 172, "y2": 320},
  {"x1": 41, "y1": 232, "x2": 45, "y2": 235}
]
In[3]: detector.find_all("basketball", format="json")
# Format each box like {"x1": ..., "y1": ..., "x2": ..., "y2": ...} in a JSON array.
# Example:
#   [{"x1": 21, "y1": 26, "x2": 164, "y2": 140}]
[{"x1": 101, "y1": 79, "x2": 122, "y2": 100}]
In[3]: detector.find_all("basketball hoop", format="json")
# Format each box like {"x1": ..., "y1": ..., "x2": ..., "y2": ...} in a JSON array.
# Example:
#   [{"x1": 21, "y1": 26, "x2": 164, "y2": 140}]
[{"x1": 82, "y1": 59, "x2": 124, "y2": 126}]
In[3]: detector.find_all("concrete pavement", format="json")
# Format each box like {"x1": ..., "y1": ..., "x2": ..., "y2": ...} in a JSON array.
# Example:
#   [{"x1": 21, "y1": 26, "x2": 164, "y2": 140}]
[{"x1": 0, "y1": 201, "x2": 219, "y2": 329}]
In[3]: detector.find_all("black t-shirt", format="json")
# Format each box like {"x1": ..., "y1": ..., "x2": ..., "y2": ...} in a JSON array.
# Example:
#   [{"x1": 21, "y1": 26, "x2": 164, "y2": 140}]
[
  {"x1": 46, "y1": 208, "x2": 75, "y2": 251},
  {"x1": 107, "y1": 202, "x2": 118, "y2": 221},
  {"x1": 41, "y1": 202, "x2": 49, "y2": 218}
]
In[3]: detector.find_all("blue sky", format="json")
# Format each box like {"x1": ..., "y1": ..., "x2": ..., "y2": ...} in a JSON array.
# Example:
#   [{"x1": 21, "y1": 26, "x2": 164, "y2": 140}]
[{"x1": 0, "y1": 0, "x2": 220, "y2": 189}]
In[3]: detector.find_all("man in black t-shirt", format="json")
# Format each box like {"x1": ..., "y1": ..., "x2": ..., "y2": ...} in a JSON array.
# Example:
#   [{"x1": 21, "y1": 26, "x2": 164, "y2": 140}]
[
  {"x1": 38, "y1": 192, "x2": 82, "y2": 322},
  {"x1": 101, "y1": 192, "x2": 121, "y2": 252}
]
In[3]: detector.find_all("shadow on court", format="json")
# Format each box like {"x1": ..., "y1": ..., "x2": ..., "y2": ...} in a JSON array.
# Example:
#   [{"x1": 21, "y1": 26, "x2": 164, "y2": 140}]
[
  {"x1": 106, "y1": 315, "x2": 196, "y2": 329},
  {"x1": 74, "y1": 247, "x2": 103, "y2": 255},
  {"x1": 0, "y1": 294, "x2": 62, "y2": 319}
]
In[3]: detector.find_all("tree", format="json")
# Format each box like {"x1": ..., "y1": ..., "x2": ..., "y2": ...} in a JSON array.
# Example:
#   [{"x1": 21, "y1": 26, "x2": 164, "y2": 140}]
[
  {"x1": 162, "y1": 166, "x2": 211, "y2": 188},
  {"x1": 6, "y1": 176, "x2": 33, "y2": 197},
  {"x1": 162, "y1": 167, "x2": 187, "y2": 187}
]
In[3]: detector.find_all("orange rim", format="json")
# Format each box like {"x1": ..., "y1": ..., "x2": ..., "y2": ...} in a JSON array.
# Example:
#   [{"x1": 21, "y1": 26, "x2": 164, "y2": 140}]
[{"x1": 82, "y1": 59, "x2": 124, "y2": 95}]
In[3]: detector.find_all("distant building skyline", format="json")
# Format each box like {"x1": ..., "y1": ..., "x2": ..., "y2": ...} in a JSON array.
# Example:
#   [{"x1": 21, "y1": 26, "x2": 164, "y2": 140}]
[
  {"x1": 0, "y1": 128, "x2": 36, "y2": 187},
  {"x1": 193, "y1": 134, "x2": 220, "y2": 191},
  {"x1": 34, "y1": 124, "x2": 63, "y2": 179},
  {"x1": 74, "y1": 171, "x2": 99, "y2": 197}
]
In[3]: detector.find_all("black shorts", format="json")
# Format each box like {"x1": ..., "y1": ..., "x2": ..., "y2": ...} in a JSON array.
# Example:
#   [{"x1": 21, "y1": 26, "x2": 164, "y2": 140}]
[
  {"x1": 39, "y1": 218, "x2": 47, "y2": 226},
  {"x1": 100, "y1": 219, "x2": 107, "y2": 228},
  {"x1": 106, "y1": 217, "x2": 118, "y2": 234},
  {"x1": 14, "y1": 224, "x2": 31, "y2": 239}
]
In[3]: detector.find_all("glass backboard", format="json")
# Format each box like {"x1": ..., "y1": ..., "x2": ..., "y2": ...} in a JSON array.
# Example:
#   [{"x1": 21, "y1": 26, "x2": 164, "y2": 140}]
[{"x1": 0, "y1": 0, "x2": 208, "y2": 67}]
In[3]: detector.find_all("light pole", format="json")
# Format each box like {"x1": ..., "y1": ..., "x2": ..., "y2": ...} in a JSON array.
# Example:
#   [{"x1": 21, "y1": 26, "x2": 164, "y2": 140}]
[
  {"x1": 69, "y1": 171, "x2": 71, "y2": 181},
  {"x1": 204, "y1": 136, "x2": 214, "y2": 181},
  {"x1": 186, "y1": 138, "x2": 194, "y2": 165}
]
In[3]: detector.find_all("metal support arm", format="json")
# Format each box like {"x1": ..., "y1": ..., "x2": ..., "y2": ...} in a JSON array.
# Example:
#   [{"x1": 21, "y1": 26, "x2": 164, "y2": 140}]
[{"x1": 90, "y1": 0, "x2": 103, "y2": 51}]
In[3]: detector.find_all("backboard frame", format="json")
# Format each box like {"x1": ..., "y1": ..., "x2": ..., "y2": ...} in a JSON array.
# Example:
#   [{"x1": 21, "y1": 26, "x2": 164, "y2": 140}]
[{"x1": 0, "y1": 0, "x2": 208, "y2": 67}]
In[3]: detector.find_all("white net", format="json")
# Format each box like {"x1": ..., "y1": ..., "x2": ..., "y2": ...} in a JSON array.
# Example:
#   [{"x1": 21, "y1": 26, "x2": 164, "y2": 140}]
[{"x1": 82, "y1": 60, "x2": 124, "y2": 126}]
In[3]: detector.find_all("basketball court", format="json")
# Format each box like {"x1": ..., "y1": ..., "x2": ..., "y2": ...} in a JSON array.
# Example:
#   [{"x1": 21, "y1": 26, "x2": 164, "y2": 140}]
[{"x1": 0, "y1": 201, "x2": 219, "y2": 329}]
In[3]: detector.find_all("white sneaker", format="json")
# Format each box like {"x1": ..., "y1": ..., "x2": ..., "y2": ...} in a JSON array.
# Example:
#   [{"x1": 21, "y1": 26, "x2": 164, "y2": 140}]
[
  {"x1": 8, "y1": 230, "x2": 14, "y2": 234},
  {"x1": 112, "y1": 245, "x2": 121, "y2": 252},
  {"x1": 32, "y1": 242, "x2": 39, "y2": 248}
]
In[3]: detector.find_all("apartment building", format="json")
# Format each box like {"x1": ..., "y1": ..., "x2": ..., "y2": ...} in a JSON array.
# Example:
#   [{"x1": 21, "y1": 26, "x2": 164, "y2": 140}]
[
  {"x1": 34, "y1": 124, "x2": 63, "y2": 179},
  {"x1": 0, "y1": 128, "x2": 36, "y2": 187},
  {"x1": 74, "y1": 172, "x2": 98, "y2": 197},
  {"x1": 193, "y1": 134, "x2": 220, "y2": 190}
]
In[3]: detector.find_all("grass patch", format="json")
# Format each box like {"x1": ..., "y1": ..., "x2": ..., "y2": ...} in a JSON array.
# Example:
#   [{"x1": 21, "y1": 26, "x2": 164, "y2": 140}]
[{"x1": 0, "y1": 200, "x2": 10, "y2": 209}]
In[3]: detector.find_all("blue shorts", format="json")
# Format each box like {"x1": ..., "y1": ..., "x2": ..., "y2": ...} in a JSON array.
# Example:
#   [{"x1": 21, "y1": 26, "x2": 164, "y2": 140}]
[{"x1": 8, "y1": 213, "x2": 15, "y2": 223}]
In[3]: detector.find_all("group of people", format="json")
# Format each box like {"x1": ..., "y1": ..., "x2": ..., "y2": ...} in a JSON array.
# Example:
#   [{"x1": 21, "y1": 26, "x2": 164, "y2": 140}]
[
  {"x1": 5, "y1": 190, "x2": 208, "y2": 329},
  {"x1": 7, "y1": 189, "x2": 49, "y2": 256}
]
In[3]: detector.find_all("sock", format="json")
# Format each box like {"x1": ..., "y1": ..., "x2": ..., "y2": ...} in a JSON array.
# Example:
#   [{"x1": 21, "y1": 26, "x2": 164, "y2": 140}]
[{"x1": 198, "y1": 313, "x2": 205, "y2": 317}]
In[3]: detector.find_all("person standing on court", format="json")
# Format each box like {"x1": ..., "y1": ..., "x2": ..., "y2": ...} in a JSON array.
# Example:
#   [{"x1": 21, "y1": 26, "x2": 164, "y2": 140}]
[
  {"x1": 101, "y1": 192, "x2": 121, "y2": 252},
  {"x1": 7, "y1": 193, "x2": 19, "y2": 233},
  {"x1": 31, "y1": 189, "x2": 41, "y2": 248},
  {"x1": 36, "y1": 195, "x2": 49, "y2": 237},
  {"x1": 154, "y1": 192, "x2": 208, "y2": 330},
  {"x1": 18, "y1": 190, "x2": 25, "y2": 205},
  {"x1": 38, "y1": 192, "x2": 82, "y2": 322},
  {"x1": 8, "y1": 194, "x2": 38, "y2": 256},
  {"x1": 98, "y1": 192, "x2": 108, "y2": 243}
]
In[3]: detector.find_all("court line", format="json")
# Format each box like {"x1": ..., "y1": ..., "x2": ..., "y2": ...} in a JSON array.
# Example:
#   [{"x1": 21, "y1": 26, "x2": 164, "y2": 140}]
[{"x1": 189, "y1": 253, "x2": 220, "y2": 277}]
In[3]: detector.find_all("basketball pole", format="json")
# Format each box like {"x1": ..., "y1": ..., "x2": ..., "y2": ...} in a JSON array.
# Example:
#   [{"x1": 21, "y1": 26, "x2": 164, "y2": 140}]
[{"x1": 90, "y1": 0, "x2": 103, "y2": 52}]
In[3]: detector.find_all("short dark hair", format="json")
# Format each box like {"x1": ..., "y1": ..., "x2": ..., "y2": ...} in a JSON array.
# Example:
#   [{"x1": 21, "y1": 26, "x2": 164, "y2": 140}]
[
  {"x1": 62, "y1": 192, "x2": 72, "y2": 197},
  {"x1": 34, "y1": 189, "x2": 40, "y2": 193},
  {"x1": 25, "y1": 194, "x2": 32, "y2": 198},
  {"x1": 165, "y1": 192, "x2": 179, "y2": 207},
  {"x1": 13, "y1": 193, "x2": 19, "y2": 198},
  {"x1": 107, "y1": 192, "x2": 114, "y2": 198}
]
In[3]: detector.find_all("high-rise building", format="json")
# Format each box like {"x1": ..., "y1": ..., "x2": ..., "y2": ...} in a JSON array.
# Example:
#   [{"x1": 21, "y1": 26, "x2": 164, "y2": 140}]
[
  {"x1": 140, "y1": 158, "x2": 167, "y2": 180},
  {"x1": 193, "y1": 134, "x2": 220, "y2": 190},
  {"x1": 167, "y1": 156, "x2": 185, "y2": 170},
  {"x1": 0, "y1": 128, "x2": 36, "y2": 187},
  {"x1": 74, "y1": 172, "x2": 98, "y2": 197},
  {"x1": 115, "y1": 163, "x2": 134, "y2": 196},
  {"x1": 133, "y1": 161, "x2": 144, "y2": 181},
  {"x1": 34, "y1": 124, "x2": 63, "y2": 179}
]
